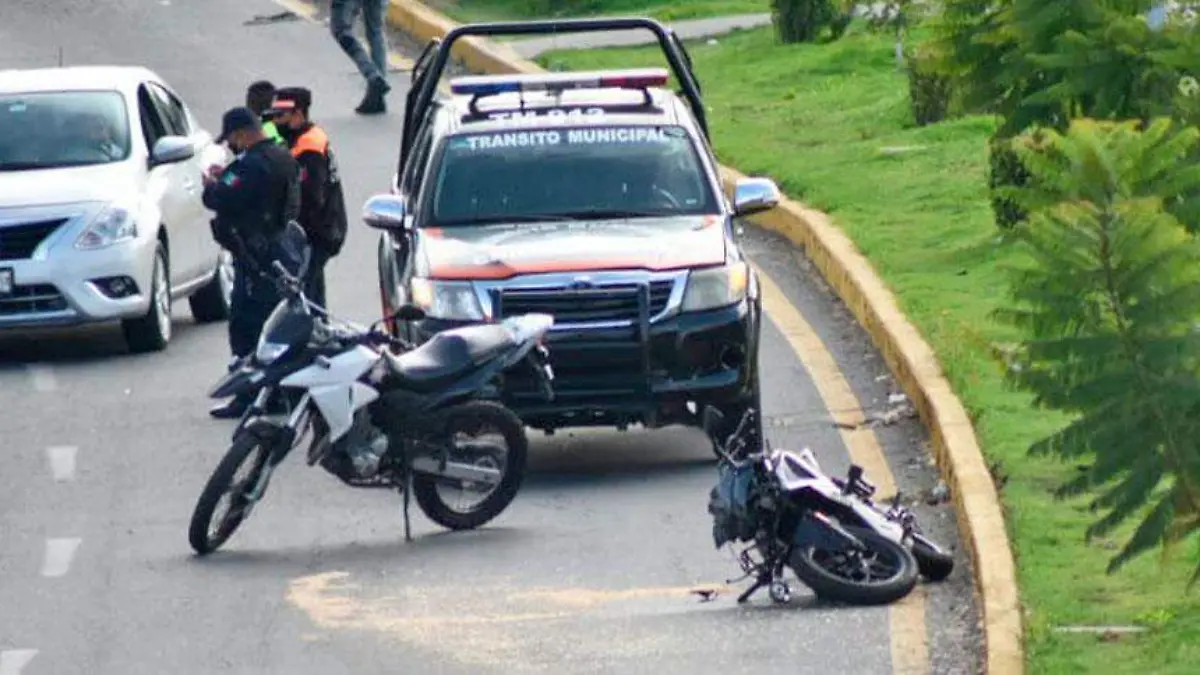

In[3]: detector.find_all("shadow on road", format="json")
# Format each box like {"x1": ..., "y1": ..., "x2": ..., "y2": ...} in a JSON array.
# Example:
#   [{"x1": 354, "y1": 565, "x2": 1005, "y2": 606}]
[
  {"x1": 181, "y1": 526, "x2": 533, "y2": 573},
  {"x1": 0, "y1": 316, "x2": 210, "y2": 364},
  {"x1": 521, "y1": 425, "x2": 716, "y2": 492}
]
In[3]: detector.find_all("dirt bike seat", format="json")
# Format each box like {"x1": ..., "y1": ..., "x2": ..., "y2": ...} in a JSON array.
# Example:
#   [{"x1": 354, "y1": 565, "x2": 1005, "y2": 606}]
[{"x1": 386, "y1": 323, "x2": 517, "y2": 388}]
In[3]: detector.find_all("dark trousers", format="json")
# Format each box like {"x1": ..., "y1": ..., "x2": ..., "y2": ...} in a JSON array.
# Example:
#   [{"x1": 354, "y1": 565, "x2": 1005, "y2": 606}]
[
  {"x1": 304, "y1": 247, "x2": 330, "y2": 309},
  {"x1": 228, "y1": 260, "x2": 281, "y2": 359},
  {"x1": 330, "y1": 0, "x2": 388, "y2": 83}
]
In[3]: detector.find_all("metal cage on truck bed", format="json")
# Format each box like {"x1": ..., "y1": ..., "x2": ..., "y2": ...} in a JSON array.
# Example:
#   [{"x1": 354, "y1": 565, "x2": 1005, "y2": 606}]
[{"x1": 398, "y1": 17, "x2": 708, "y2": 180}]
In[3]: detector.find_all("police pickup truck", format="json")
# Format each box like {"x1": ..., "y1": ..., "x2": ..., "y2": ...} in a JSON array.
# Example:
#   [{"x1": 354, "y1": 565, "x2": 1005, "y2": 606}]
[{"x1": 365, "y1": 18, "x2": 783, "y2": 449}]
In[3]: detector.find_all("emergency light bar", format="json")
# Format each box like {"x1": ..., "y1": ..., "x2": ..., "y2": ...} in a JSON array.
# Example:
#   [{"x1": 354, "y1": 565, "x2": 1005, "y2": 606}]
[{"x1": 450, "y1": 68, "x2": 670, "y2": 96}]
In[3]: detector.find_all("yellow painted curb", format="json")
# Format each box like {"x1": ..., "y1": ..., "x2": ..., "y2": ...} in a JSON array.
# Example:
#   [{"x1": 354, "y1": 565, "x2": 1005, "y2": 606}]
[{"x1": 384, "y1": 2, "x2": 1026, "y2": 672}]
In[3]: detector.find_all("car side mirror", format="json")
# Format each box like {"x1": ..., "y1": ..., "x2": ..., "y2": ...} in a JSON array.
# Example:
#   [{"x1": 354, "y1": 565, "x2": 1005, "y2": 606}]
[
  {"x1": 150, "y1": 136, "x2": 195, "y2": 166},
  {"x1": 362, "y1": 193, "x2": 409, "y2": 231},
  {"x1": 701, "y1": 404, "x2": 726, "y2": 437},
  {"x1": 391, "y1": 304, "x2": 426, "y2": 322},
  {"x1": 732, "y1": 177, "x2": 781, "y2": 217}
]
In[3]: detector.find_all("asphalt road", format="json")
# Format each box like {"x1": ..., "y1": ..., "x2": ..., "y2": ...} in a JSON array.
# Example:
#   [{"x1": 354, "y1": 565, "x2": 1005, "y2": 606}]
[{"x1": 0, "y1": 1, "x2": 981, "y2": 673}]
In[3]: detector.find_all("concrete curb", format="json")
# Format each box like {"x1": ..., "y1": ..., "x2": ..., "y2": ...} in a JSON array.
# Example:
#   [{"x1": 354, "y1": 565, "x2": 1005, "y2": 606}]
[{"x1": 384, "y1": 2, "x2": 1025, "y2": 672}]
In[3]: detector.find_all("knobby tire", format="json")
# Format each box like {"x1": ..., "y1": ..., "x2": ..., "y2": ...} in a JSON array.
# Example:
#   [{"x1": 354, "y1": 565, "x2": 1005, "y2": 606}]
[
  {"x1": 411, "y1": 400, "x2": 528, "y2": 531},
  {"x1": 188, "y1": 433, "x2": 268, "y2": 555},
  {"x1": 790, "y1": 526, "x2": 919, "y2": 605}
]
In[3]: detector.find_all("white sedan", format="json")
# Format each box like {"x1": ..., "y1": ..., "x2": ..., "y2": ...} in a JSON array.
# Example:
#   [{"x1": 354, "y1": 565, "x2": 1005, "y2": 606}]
[{"x1": 0, "y1": 65, "x2": 233, "y2": 352}]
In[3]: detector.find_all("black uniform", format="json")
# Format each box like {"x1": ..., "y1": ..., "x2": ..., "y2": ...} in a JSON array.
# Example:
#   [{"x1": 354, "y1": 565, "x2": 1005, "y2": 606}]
[{"x1": 202, "y1": 138, "x2": 302, "y2": 358}]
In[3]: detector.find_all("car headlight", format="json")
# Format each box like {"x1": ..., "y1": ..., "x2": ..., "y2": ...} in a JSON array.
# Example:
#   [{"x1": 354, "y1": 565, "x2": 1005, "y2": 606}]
[
  {"x1": 410, "y1": 278, "x2": 485, "y2": 321},
  {"x1": 681, "y1": 262, "x2": 749, "y2": 312},
  {"x1": 76, "y1": 201, "x2": 138, "y2": 250},
  {"x1": 255, "y1": 341, "x2": 289, "y2": 365}
]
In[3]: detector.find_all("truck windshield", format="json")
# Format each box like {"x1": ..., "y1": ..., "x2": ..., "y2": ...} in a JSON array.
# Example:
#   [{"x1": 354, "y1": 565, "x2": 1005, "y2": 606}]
[
  {"x1": 425, "y1": 124, "x2": 720, "y2": 226},
  {"x1": 0, "y1": 90, "x2": 132, "y2": 172}
]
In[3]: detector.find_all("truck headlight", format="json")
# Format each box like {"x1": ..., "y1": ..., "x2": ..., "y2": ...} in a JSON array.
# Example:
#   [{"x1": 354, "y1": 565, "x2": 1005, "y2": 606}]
[
  {"x1": 681, "y1": 262, "x2": 749, "y2": 312},
  {"x1": 410, "y1": 278, "x2": 485, "y2": 321},
  {"x1": 76, "y1": 201, "x2": 138, "y2": 250}
]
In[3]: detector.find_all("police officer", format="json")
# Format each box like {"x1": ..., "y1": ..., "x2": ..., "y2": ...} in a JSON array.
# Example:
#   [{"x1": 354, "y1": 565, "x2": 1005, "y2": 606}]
[
  {"x1": 245, "y1": 80, "x2": 286, "y2": 147},
  {"x1": 202, "y1": 106, "x2": 302, "y2": 419},
  {"x1": 270, "y1": 87, "x2": 347, "y2": 308}
]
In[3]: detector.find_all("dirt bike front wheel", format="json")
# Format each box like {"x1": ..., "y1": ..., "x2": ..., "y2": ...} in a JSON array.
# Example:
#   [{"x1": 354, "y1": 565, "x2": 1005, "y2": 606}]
[{"x1": 188, "y1": 432, "x2": 270, "y2": 555}]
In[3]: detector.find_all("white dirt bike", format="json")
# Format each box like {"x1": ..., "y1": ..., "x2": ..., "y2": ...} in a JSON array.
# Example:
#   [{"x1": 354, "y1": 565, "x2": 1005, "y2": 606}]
[{"x1": 188, "y1": 224, "x2": 556, "y2": 555}]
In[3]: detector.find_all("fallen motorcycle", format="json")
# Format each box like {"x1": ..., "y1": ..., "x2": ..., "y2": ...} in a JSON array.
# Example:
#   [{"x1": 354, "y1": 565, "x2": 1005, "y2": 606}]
[
  {"x1": 188, "y1": 224, "x2": 556, "y2": 556},
  {"x1": 703, "y1": 404, "x2": 953, "y2": 606}
]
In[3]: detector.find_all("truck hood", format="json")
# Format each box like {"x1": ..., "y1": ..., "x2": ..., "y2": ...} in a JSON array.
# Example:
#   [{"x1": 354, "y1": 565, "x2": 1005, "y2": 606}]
[
  {"x1": 417, "y1": 215, "x2": 727, "y2": 280},
  {"x1": 0, "y1": 162, "x2": 140, "y2": 209}
]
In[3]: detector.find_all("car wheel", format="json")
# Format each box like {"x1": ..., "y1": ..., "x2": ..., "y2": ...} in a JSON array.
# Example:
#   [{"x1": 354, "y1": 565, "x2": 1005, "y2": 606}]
[
  {"x1": 189, "y1": 250, "x2": 233, "y2": 323},
  {"x1": 122, "y1": 242, "x2": 171, "y2": 353}
]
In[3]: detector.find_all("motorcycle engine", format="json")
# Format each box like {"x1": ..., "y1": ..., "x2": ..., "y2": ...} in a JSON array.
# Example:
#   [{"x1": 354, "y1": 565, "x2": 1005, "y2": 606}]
[
  {"x1": 324, "y1": 409, "x2": 389, "y2": 479},
  {"x1": 707, "y1": 462, "x2": 758, "y2": 548}
]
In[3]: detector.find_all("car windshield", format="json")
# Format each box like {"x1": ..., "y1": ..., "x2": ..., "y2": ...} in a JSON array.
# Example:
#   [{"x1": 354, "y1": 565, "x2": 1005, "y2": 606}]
[
  {"x1": 425, "y1": 124, "x2": 721, "y2": 226},
  {"x1": 0, "y1": 90, "x2": 131, "y2": 171}
]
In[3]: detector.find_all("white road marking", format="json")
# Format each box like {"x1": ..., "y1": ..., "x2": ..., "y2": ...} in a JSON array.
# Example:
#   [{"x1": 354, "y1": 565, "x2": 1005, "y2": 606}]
[
  {"x1": 41, "y1": 538, "x2": 81, "y2": 578},
  {"x1": 46, "y1": 446, "x2": 77, "y2": 482},
  {"x1": 26, "y1": 364, "x2": 56, "y2": 392},
  {"x1": 0, "y1": 649, "x2": 38, "y2": 675}
]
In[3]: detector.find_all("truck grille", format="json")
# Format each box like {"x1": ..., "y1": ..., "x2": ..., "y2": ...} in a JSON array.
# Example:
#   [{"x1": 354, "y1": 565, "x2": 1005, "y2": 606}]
[
  {"x1": 497, "y1": 280, "x2": 674, "y2": 324},
  {"x1": 0, "y1": 219, "x2": 67, "y2": 260},
  {"x1": 0, "y1": 283, "x2": 68, "y2": 315}
]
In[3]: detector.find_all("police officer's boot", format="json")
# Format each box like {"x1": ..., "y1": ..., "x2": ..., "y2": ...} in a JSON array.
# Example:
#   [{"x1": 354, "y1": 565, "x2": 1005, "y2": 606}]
[{"x1": 355, "y1": 77, "x2": 390, "y2": 115}]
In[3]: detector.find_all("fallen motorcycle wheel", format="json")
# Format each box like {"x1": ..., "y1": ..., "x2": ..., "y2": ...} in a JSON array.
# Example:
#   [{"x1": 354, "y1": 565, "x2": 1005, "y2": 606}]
[
  {"x1": 188, "y1": 432, "x2": 269, "y2": 556},
  {"x1": 790, "y1": 526, "x2": 919, "y2": 605},
  {"x1": 411, "y1": 400, "x2": 529, "y2": 531}
]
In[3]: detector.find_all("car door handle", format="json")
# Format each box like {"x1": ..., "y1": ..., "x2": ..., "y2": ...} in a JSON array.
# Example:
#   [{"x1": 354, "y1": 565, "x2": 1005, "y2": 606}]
[{"x1": 182, "y1": 178, "x2": 198, "y2": 194}]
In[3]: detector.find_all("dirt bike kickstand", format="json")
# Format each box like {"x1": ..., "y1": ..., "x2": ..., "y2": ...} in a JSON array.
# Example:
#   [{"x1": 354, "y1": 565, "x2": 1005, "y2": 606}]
[
  {"x1": 398, "y1": 443, "x2": 413, "y2": 542},
  {"x1": 400, "y1": 474, "x2": 413, "y2": 542},
  {"x1": 735, "y1": 559, "x2": 790, "y2": 605},
  {"x1": 736, "y1": 574, "x2": 770, "y2": 604}
]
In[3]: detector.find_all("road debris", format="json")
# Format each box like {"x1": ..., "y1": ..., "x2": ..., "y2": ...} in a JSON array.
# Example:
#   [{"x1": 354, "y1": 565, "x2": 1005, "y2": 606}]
[{"x1": 926, "y1": 480, "x2": 951, "y2": 505}]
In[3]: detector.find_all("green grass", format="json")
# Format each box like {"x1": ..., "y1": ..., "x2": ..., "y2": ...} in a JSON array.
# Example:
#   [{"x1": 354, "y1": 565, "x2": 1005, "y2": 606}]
[
  {"x1": 537, "y1": 24, "x2": 1200, "y2": 675},
  {"x1": 428, "y1": 0, "x2": 769, "y2": 24}
]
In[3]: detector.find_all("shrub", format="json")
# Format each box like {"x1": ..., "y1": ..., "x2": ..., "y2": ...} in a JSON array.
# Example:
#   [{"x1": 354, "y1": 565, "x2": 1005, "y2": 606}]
[
  {"x1": 924, "y1": 0, "x2": 1017, "y2": 116},
  {"x1": 929, "y1": 1, "x2": 1200, "y2": 229},
  {"x1": 996, "y1": 117, "x2": 1200, "y2": 582},
  {"x1": 906, "y1": 45, "x2": 953, "y2": 126},
  {"x1": 987, "y1": 134, "x2": 1031, "y2": 230},
  {"x1": 770, "y1": 0, "x2": 850, "y2": 43}
]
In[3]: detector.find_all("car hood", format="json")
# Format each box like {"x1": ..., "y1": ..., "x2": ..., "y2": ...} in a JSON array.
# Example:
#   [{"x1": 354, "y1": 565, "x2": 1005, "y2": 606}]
[
  {"x1": 0, "y1": 162, "x2": 140, "y2": 209},
  {"x1": 416, "y1": 215, "x2": 728, "y2": 280}
]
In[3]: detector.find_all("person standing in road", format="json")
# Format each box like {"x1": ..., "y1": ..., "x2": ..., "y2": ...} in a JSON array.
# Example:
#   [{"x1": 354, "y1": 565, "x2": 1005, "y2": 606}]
[
  {"x1": 270, "y1": 87, "x2": 348, "y2": 309},
  {"x1": 330, "y1": 0, "x2": 391, "y2": 115},
  {"x1": 202, "y1": 106, "x2": 303, "y2": 419},
  {"x1": 245, "y1": 80, "x2": 286, "y2": 147}
]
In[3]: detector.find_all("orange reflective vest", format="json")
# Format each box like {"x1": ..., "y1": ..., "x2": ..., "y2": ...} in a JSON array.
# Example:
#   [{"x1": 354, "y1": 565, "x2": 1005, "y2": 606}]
[
  {"x1": 289, "y1": 124, "x2": 347, "y2": 255},
  {"x1": 291, "y1": 124, "x2": 328, "y2": 159}
]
